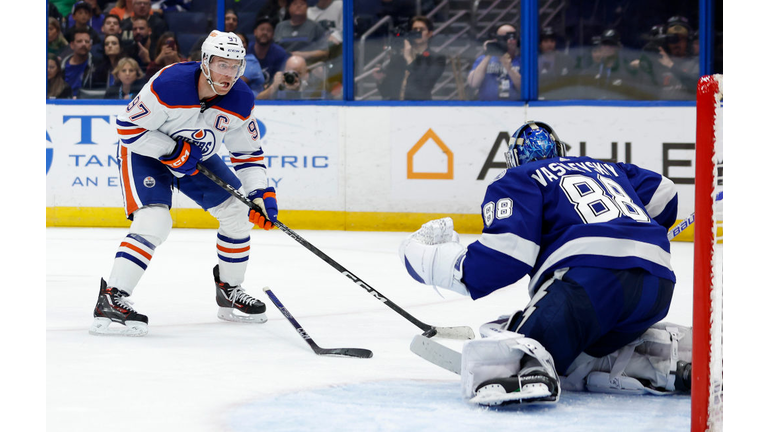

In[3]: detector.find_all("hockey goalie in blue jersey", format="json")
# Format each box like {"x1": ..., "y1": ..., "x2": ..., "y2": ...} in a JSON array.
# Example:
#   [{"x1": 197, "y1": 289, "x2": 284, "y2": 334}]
[
  {"x1": 400, "y1": 121, "x2": 692, "y2": 406},
  {"x1": 90, "y1": 31, "x2": 279, "y2": 336}
]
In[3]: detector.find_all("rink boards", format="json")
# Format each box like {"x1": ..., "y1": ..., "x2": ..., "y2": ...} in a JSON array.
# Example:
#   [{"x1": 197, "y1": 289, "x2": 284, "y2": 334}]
[{"x1": 45, "y1": 102, "x2": 697, "y2": 240}]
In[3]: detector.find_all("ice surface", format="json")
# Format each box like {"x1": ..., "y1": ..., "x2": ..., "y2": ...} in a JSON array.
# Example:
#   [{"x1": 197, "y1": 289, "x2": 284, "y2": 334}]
[{"x1": 46, "y1": 227, "x2": 696, "y2": 432}]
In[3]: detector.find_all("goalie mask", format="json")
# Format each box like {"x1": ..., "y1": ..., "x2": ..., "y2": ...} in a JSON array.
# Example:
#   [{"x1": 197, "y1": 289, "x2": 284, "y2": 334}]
[
  {"x1": 200, "y1": 30, "x2": 246, "y2": 95},
  {"x1": 505, "y1": 121, "x2": 567, "y2": 168}
]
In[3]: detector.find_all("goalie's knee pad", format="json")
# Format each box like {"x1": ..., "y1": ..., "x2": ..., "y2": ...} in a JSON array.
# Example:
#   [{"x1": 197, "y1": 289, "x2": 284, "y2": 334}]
[
  {"x1": 129, "y1": 205, "x2": 173, "y2": 246},
  {"x1": 461, "y1": 331, "x2": 560, "y2": 404}
]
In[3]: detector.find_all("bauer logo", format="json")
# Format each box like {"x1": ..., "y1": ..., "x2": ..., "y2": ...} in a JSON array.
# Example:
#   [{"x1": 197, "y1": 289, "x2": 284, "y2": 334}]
[{"x1": 46, "y1": 131, "x2": 54, "y2": 175}]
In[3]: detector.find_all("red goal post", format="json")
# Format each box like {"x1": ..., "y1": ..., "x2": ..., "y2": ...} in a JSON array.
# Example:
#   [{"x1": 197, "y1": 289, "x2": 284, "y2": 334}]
[{"x1": 692, "y1": 74, "x2": 723, "y2": 432}]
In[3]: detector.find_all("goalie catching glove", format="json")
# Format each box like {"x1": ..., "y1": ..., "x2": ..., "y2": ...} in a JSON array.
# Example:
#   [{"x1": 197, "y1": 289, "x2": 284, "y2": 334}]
[
  {"x1": 160, "y1": 138, "x2": 202, "y2": 176},
  {"x1": 247, "y1": 187, "x2": 278, "y2": 230},
  {"x1": 398, "y1": 217, "x2": 469, "y2": 296}
]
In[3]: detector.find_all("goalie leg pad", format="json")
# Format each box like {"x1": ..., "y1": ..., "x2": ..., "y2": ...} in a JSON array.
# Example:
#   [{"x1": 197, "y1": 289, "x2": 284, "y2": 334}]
[
  {"x1": 562, "y1": 322, "x2": 692, "y2": 394},
  {"x1": 461, "y1": 331, "x2": 560, "y2": 405}
]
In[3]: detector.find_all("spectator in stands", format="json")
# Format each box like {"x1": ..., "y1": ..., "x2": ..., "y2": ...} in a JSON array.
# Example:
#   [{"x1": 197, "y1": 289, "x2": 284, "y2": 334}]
[
  {"x1": 257, "y1": 55, "x2": 326, "y2": 100},
  {"x1": 257, "y1": 0, "x2": 291, "y2": 27},
  {"x1": 467, "y1": 23, "x2": 521, "y2": 100},
  {"x1": 67, "y1": 1, "x2": 105, "y2": 37},
  {"x1": 249, "y1": 15, "x2": 290, "y2": 89},
  {"x1": 237, "y1": 33, "x2": 266, "y2": 98},
  {"x1": 64, "y1": 1, "x2": 102, "y2": 46},
  {"x1": 538, "y1": 26, "x2": 573, "y2": 78},
  {"x1": 49, "y1": 17, "x2": 69, "y2": 57},
  {"x1": 655, "y1": 17, "x2": 699, "y2": 99},
  {"x1": 61, "y1": 28, "x2": 96, "y2": 98},
  {"x1": 114, "y1": 0, "x2": 168, "y2": 51},
  {"x1": 101, "y1": 13, "x2": 122, "y2": 38},
  {"x1": 51, "y1": 0, "x2": 78, "y2": 21},
  {"x1": 48, "y1": 53, "x2": 74, "y2": 99},
  {"x1": 92, "y1": 34, "x2": 127, "y2": 88},
  {"x1": 104, "y1": 57, "x2": 146, "y2": 99},
  {"x1": 127, "y1": 16, "x2": 154, "y2": 70},
  {"x1": 274, "y1": 0, "x2": 329, "y2": 65},
  {"x1": 90, "y1": 14, "x2": 123, "y2": 64},
  {"x1": 308, "y1": 0, "x2": 343, "y2": 46},
  {"x1": 372, "y1": 15, "x2": 446, "y2": 100},
  {"x1": 308, "y1": 0, "x2": 343, "y2": 96},
  {"x1": 578, "y1": 29, "x2": 645, "y2": 99},
  {"x1": 225, "y1": 9, "x2": 239, "y2": 33},
  {"x1": 145, "y1": 32, "x2": 186, "y2": 78}
]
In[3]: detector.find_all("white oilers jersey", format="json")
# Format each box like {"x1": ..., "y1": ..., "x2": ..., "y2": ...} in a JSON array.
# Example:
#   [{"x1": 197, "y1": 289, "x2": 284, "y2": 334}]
[
  {"x1": 116, "y1": 61, "x2": 268, "y2": 192},
  {"x1": 463, "y1": 156, "x2": 678, "y2": 300}
]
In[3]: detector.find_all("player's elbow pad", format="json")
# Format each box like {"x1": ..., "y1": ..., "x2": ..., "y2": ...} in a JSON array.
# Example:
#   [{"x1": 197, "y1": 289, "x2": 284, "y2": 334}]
[{"x1": 399, "y1": 239, "x2": 469, "y2": 296}]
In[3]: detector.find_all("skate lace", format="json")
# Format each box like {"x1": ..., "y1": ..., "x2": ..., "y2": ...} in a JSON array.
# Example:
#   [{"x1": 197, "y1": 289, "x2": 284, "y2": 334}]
[
  {"x1": 114, "y1": 294, "x2": 137, "y2": 312},
  {"x1": 226, "y1": 287, "x2": 257, "y2": 306}
]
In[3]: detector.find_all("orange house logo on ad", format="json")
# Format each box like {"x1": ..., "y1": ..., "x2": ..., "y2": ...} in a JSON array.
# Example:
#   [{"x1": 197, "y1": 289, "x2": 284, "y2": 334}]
[{"x1": 407, "y1": 128, "x2": 453, "y2": 179}]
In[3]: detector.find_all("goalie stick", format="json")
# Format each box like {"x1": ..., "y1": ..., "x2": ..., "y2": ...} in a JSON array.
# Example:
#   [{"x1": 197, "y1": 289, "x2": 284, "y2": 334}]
[
  {"x1": 263, "y1": 287, "x2": 373, "y2": 358},
  {"x1": 668, "y1": 191, "x2": 722, "y2": 240},
  {"x1": 197, "y1": 163, "x2": 475, "y2": 340}
]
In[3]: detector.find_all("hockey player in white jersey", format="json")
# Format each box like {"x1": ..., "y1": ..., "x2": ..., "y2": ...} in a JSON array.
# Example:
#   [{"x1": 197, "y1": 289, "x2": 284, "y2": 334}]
[
  {"x1": 400, "y1": 121, "x2": 691, "y2": 405},
  {"x1": 90, "y1": 31, "x2": 278, "y2": 336}
]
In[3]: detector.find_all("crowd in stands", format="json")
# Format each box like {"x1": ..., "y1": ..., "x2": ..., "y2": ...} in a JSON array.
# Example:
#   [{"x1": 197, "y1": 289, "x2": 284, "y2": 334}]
[
  {"x1": 47, "y1": 0, "x2": 344, "y2": 100},
  {"x1": 46, "y1": 1, "x2": 702, "y2": 101}
]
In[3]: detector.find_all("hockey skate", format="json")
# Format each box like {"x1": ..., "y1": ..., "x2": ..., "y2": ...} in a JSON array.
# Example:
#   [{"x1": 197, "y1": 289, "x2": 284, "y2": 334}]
[
  {"x1": 89, "y1": 279, "x2": 149, "y2": 336},
  {"x1": 213, "y1": 265, "x2": 267, "y2": 323},
  {"x1": 472, "y1": 365, "x2": 560, "y2": 406}
]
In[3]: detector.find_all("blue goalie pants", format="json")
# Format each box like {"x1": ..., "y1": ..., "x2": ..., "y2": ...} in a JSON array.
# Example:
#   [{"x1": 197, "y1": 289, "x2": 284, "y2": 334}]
[{"x1": 509, "y1": 267, "x2": 675, "y2": 375}]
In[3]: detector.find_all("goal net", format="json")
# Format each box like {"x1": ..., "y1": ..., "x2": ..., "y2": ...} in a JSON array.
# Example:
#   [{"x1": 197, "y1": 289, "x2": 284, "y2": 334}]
[{"x1": 692, "y1": 74, "x2": 723, "y2": 432}]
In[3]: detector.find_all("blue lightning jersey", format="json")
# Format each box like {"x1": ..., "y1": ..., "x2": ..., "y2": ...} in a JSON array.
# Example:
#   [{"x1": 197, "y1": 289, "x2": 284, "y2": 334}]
[{"x1": 462, "y1": 156, "x2": 678, "y2": 300}]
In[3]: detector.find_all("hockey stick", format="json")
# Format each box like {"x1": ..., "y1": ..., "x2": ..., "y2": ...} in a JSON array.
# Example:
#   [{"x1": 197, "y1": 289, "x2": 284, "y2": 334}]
[
  {"x1": 667, "y1": 191, "x2": 722, "y2": 240},
  {"x1": 263, "y1": 287, "x2": 373, "y2": 358},
  {"x1": 410, "y1": 333, "x2": 462, "y2": 375},
  {"x1": 197, "y1": 163, "x2": 475, "y2": 340}
]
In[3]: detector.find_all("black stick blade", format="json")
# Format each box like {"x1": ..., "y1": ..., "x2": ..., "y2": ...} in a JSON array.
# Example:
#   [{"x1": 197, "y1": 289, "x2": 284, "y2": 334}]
[{"x1": 316, "y1": 347, "x2": 374, "y2": 358}]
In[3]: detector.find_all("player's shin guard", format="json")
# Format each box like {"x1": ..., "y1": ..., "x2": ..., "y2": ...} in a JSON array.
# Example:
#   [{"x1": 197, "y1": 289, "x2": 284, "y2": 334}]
[
  {"x1": 213, "y1": 265, "x2": 267, "y2": 323},
  {"x1": 89, "y1": 279, "x2": 148, "y2": 336}
]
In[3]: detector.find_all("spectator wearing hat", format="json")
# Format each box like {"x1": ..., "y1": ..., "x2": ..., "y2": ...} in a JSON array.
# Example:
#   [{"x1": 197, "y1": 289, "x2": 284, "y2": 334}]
[
  {"x1": 578, "y1": 29, "x2": 646, "y2": 99},
  {"x1": 628, "y1": 17, "x2": 699, "y2": 100},
  {"x1": 537, "y1": 26, "x2": 575, "y2": 97},
  {"x1": 656, "y1": 17, "x2": 699, "y2": 98},
  {"x1": 64, "y1": 2, "x2": 103, "y2": 46},
  {"x1": 248, "y1": 15, "x2": 290, "y2": 92}
]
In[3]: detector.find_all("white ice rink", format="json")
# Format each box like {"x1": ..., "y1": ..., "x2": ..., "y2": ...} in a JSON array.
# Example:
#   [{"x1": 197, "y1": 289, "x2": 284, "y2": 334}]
[{"x1": 46, "y1": 226, "x2": 699, "y2": 432}]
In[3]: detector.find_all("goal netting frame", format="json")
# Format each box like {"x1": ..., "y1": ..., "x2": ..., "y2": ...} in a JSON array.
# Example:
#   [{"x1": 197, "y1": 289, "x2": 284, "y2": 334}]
[{"x1": 692, "y1": 74, "x2": 723, "y2": 432}]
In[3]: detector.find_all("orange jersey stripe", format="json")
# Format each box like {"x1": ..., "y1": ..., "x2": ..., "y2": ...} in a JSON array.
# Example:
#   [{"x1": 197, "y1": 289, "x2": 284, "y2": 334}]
[
  {"x1": 232, "y1": 157, "x2": 265, "y2": 163},
  {"x1": 120, "y1": 146, "x2": 139, "y2": 215},
  {"x1": 117, "y1": 127, "x2": 147, "y2": 135}
]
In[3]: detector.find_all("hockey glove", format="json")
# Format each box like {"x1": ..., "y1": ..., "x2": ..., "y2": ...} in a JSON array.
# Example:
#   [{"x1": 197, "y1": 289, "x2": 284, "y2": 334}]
[
  {"x1": 399, "y1": 217, "x2": 469, "y2": 296},
  {"x1": 247, "y1": 187, "x2": 278, "y2": 230},
  {"x1": 160, "y1": 138, "x2": 202, "y2": 176}
]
